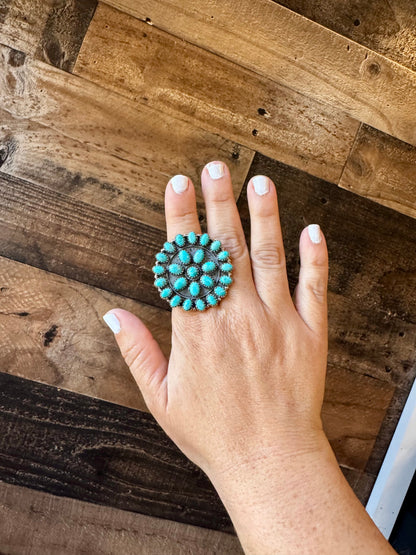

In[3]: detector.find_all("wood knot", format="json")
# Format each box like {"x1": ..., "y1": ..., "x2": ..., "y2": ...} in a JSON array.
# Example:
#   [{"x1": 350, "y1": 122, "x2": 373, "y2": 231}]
[
  {"x1": 368, "y1": 62, "x2": 381, "y2": 77},
  {"x1": 8, "y1": 48, "x2": 26, "y2": 67}
]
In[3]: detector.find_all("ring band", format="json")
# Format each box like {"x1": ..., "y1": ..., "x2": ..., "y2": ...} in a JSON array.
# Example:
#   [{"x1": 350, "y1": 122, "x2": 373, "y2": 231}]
[{"x1": 153, "y1": 232, "x2": 233, "y2": 311}]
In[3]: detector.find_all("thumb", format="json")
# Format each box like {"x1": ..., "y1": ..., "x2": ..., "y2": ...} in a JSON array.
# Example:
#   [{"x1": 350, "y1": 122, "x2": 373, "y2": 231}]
[
  {"x1": 103, "y1": 308, "x2": 168, "y2": 415},
  {"x1": 293, "y1": 224, "x2": 328, "y2": 337}
]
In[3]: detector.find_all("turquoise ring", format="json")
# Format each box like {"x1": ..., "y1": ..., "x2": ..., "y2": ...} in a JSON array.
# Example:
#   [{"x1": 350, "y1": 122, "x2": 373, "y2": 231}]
[{"x1": 152, "y1": 232, "x2": 233, "y2": 311}]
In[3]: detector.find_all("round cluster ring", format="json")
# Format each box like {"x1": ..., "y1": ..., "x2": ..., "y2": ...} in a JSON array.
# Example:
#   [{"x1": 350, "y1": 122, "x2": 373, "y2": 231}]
[{"x1": 152, "y1": 232, "x2": 233, "y2": 311}]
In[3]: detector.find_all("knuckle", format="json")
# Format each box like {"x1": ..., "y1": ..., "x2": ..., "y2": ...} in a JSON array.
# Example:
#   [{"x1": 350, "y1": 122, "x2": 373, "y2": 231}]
[
  {"x1": 251, "y1": 244, "x2": 285, "y2": 270},
  {"x1": 123, "y1": 341, "x2": 147, "y2": 374},
  {"x1": 306, "y1": 278, "x2": 327, "y2": 303},
  {"x1": 218, "y1": 231, "x2": 248, "y2": 261}
]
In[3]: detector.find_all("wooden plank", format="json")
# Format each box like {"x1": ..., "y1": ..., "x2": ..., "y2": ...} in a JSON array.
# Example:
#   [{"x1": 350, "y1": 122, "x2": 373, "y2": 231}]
[
  {"x1": 0, "y1": 43, "x2": 252, "y2": 229},
  {"x1": 339, "y1": 124, "x2": 416, "y2": 220},
  {"x1": 103, "y1": 0, "x2": 416, "y2": 146},
  {"x1": 73, "y1": 3, "x2": 359, "y2": 185},
  {"x1": 0, "y1": 482, "x2": 243, "y2": 554},
  {"x1": 274, "y1": 0, "x2": 416, "y2": 73},
  {"x1": 0, "y1": 372, "x2": 234, "y2": 533},
  {"x1": 0, "y1": 0, "x2": 97, "y2": 70}
]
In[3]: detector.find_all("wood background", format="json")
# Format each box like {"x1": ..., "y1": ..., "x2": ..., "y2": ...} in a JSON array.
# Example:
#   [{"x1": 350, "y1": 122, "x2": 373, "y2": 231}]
[{"x1": 0, "y1": 0, "x2": 415, "y2": 552}]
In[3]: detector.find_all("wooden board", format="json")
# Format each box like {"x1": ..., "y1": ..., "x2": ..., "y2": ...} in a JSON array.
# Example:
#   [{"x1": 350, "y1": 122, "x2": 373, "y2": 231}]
[
  {"x1": 101, "y1": 0, "x2": 416, "y2": 146},
  {"x1": 73, "y1": 2, "x2": 359, "y2": 185},
  {"x1": 339, "y1": 124, "x2": 416, "y2": 220},
  {"x1": 0, "y1": 482, "x2": 243, "y2": 554},
  {"x1": 0, "y1": 43, "x2": 252, "y2": 230}
]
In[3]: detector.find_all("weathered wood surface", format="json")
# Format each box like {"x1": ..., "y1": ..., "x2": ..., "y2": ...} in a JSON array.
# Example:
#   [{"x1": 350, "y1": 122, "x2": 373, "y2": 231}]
[
  {"x1": 74, "y1": 2, "x2": 359, "y2": 185},
  {"x1": 102, "y1": 0, "x2": 416, "y2": 146},
  {"x1": 275, "y1": 0, "x2": 416, "y2": 73},
  {"x1": 339, "y1": 124, "x2": 416, "y2": 220},
  {"x1": 0, "y1": 482, "x2": 244, "y2": 554},
  {"x1": 0, "y1": 43, "x2": 252, "y2": 230}
]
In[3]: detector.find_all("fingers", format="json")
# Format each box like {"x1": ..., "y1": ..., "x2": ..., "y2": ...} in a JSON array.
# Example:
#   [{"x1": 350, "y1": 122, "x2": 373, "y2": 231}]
[
  {"x1": 247, "y1": 175, "x2": 292, "y2": 310},
  {"x1": 293, "y1": 225, "x2": 329, "y2": 336},
  {"x1": 165, "y1": 175, "x2": 201, "y2": 241},
  {"x1": 103, "y1": 309, "x2": 168, "y2": 417}
]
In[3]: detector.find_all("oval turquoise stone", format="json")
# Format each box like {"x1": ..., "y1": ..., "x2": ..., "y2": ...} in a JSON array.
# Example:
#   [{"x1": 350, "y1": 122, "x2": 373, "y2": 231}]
[
  {"x1": 189, "y1": 282, "x2": 200, "y2": 296},
  {"x1": 153, "y1": 265, "x2": 165, "y2": 275},
  {"x1": 169, "y1": 263, "x2": 183, "y2": 275},
  {"x1": 221, "y1": 263, "x2": 233, "y2": 272},
  {"x1": 164, "y1": 242, "x2": 175, "y2": 253},
  {"x1": 160, "y1": 287, "x2": 173, "y2": 298},
  {"x1": 200, "y1": 233, "x2": 210, "y2": 246},
  {"x1": 207, "y1": 294, "x2": 218, "y2": 306},
  {"x1": 218, "y1": 250, "x2": 229, "y2": 261},
  {"x1": 220, "y1": 275, "x2": 233, "y2": 285},
  {"x1": 214, "y1": 286, "x2": 226, "y2": 297},
  {"x1": 193, "y1": 249, "x2": 205, "y2": 264},
  {"x1": 200, "y1": 274, "x2": 214, "y2": 288},
  {"x1": 196, "y1": 299, "x2": 206, "y2": 311},
  {"x1": 156, "y1": 252, "x2": 168, "y2": 263},
  {"x1": 174, "y1": 277, "x2": 188, "y2": 291},
  {"x1": 175, "y1": 234, "x2": 185, "y2": 247},
  {"x1": 154, "y1": 277, "x2": 167, "y2": 288},
  {"x1": 183, "y1": 298, "x2": 193, "y2": 311},
  {"x1": 202, "y1": 261, "x2": 216, "y2": 273},
  {"x1": 188, "y1": 231, "x2": 197, "y2": 244},
  {"x1": 178, "y1": 249, "x2": 191, "y2": 264},
  {"x1": 210, "y1": 240, "x2": 221, "y2": 252},
  {"x1": 187, "y1": 266, "x2": 199, "y2": 279},
  {"x1": 170, "y1": 295, "x2": 182, "y2": 307}
]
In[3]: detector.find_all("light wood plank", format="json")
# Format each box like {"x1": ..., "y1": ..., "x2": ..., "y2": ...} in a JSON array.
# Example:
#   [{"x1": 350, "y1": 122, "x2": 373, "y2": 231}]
[
  {"x1": 103, "y1": 0, "x2": 416, "y2": 146},
  {"x1": 339, "y1": 124, "x2": 416, "y2": 220},
  {"x1": 73, "y1": 2, "x2": 359, "y2": 185},
  {"x1": 0, "y1": 482, "x2": 243, "y2": 554}
]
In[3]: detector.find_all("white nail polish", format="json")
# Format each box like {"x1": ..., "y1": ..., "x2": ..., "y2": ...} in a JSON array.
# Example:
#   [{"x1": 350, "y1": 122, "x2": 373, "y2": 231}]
[
  {"x1": 252, "y1": 175, "x2": 270, "y2": 196},
  {"x1": 207, "y1": 162, "x2": 225, "y2": 180},
  {"x1": 308, "y1": 224, "x2": 322, "y2": 244},
  {"x1": 103, "y1": 312, "x2": 121, "y2": 334},
  {"x1": 170, "y1": 174, "x2": 189, "y2": 194}
]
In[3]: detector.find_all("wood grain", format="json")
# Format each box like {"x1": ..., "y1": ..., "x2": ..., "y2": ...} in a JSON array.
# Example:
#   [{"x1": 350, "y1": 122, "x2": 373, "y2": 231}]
[
  {"x1": 73, "y1": 3, "x2": 359, "y2": 185},
  {"x1": 339, "y1": 124, "x2": 416, "y2": 220},
  {"x1": 102, "y1": 0, "x2": 416, "y2": 146},
  {"x1": 275, "y1": 0, "x2": 416, "y2": 73},
  {"x1": 0, "y1": 372, "x2": 234, "y2": 533},
  {"x1": 0, "y1": 43, "x2": 252, "y2": 230},
  {"x1": 0, "y1": 482, "x2": 243, "y2": 554}
]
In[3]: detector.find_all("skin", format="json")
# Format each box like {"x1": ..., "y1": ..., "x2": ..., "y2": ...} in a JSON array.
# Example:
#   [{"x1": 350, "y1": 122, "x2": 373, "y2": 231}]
[{"x1": 104, "y1": 161, "x2": 395, "y2": 554}]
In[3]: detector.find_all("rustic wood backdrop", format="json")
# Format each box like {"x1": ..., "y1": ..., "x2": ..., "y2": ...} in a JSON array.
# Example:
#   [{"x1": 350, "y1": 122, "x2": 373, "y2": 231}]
[{"x1": 0, "y1": 0, "x2": 415, "y2": 553}]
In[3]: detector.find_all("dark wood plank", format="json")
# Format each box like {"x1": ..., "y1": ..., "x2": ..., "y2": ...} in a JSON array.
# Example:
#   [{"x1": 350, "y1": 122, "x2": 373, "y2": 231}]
[{"x1": 0, "y1": 372, "x2": 233, "y2": 533}]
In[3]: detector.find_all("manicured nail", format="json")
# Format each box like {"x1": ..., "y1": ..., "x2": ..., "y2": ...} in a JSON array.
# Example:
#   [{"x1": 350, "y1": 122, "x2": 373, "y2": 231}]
[
  {"x1": 170, "y1": 174, "x2": 189, "y2": 194},
  {"x1": 308, "y1": 224, "x2": 322, "y2": 244},
  {"x1": 103, "y1": 312, "x2": 121, "y2": 334},
  {"x1": 252, "y1": 175, "x2": 269, "y2": 196},
  {"x1": 207, "y1": 162, "x2": 225, "y2": 180}
]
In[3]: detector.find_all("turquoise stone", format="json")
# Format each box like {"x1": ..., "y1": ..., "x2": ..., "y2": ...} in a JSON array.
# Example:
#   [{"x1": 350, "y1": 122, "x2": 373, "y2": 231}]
[
  {"x1": 210, "y1": 240, "x2": 221, "y2": 252},
  {"x1": 156, "y1": 252, "x2": 168, "y2": 263},
  {"x1": 189, "y1": 282, "x2": 200, "y2": 296},
  {"x1": 207, "y1": 294, "x2": 218, "y2": 306},
  {"x1": 175, "y1": 234, "x2": 185, "y2": 247},
  {"x1": 221, "y1": 263, "x2": 233, "y2": 272},
  {"x1": 200, "y1": 233, "x2": 210, "y2": 246},
  {"x1": 218, "y1": 250, "x2": 229, "y2": 261},
  {"x1": 183, "y1": 298, "x2": 193, "y2": 311},
  {"x1": 174, "y1": 277, "x2": 188, "y2": 291},
  {"x1": 187, "y1": 266, "x2": 199, "y2": 279},
  {"x1": 169, "y1": 263, "x2": 183, "y2": 275},
  {"x1": 154, "y1": 277, "x2": 167, "y2": 288},
  {"x1": 188, "y1": 231, "x2": 197, "y2": 244},
  {"x1": 193, "y1": 249, "x2": 205, "y2": 264},
  {"x1": 200, "y1": 274, "x2": 214, "y2": 288},
  {"x1": 170, "y1": 295, "x2": 182, "y2": 307},
  {"x1": 178, "y1": 249, "x2": 191, "y2": 264},
  {"x1": 196, "y1": 299, "x2": 206, "y2": 311},
  {"x1": 214, "y1": 286, "x2": 226, "y2": 297},
  {"x1": 220, "y1": 275, "x2": 233, "y2": 285},
  {"x1": 202, "y1": 261, "x2": 216, "y2": 273},
  {"x1": 160, "y1": 287, "x2": 173, "y2": 298},
  {"x1": 153, "y1": 265, "x2": 165, "y2": 275},
  {"x1": 164, "y1": 242, "x2": 175, "y2": 253}
]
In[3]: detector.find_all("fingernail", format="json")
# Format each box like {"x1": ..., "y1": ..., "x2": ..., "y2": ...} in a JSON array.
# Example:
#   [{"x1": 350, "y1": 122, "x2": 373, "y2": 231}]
[
  {"x1": 170, "y1": 174, "x2": 189, "y2": 194},
  {"x1": 103, "y1": 311, "x2": 121, "y2": 334},
  {"x1": 308, "y1": 224, "x2": 322, "y2": 244},
  {"x1": 252, "y1": 175, "x2": 269, "y2": 196},
  {"x1": 207, "y1": 162, "x2": 225, "y2": 180}
]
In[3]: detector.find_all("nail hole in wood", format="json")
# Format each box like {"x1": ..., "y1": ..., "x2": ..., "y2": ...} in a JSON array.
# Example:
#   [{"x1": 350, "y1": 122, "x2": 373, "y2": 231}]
[
  {"x1": 252, "y1": 129, "x2": 258, "y2": 136},
  {"x1": 399, "y1": 331, "x2": 405, "y2": 337},
  {"x1": 385, "y1": 366, "x2": 392, "y2": 373},
  {"x1": 354, "y1": 18, "x2": 360, "y2": 26},
  {"x1": 257, "y1": 108, "x2": 267, "y2": 116},
  {"x1": 321, "y1": 197, "x2": 328, "y2": 204},
  {"x1": 145, "y1": 17, "x2": 152, "y2": 24}
]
